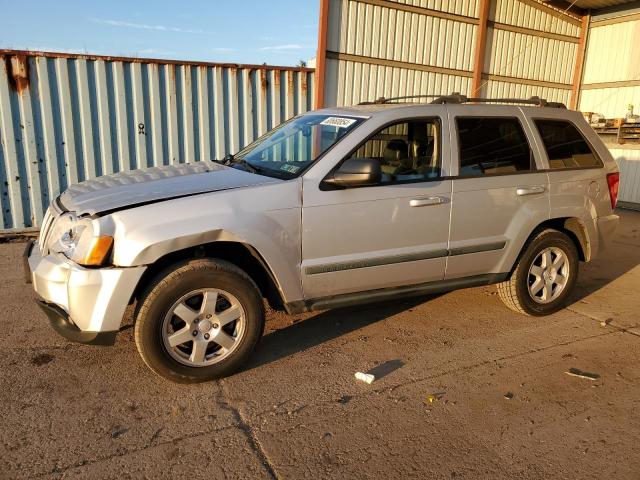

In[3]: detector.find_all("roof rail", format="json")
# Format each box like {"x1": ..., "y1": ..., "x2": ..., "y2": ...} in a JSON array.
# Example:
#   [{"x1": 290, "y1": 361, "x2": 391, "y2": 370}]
[{"x1": 359, "y1": 93, "x2": 566, "y2": 109}]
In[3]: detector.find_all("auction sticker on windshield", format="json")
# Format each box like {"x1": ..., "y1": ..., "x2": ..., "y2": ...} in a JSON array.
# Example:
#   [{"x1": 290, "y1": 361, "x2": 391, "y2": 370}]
[{"x1": 320, "y1": 117, "x2": 357, "y2": 129}]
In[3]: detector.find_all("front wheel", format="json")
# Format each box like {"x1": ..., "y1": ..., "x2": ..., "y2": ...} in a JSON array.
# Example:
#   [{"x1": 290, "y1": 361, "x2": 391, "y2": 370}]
[
  {"x1": 497, "y1": 229, "x2": 579, "y2": 316},
  {"x1": 134, "y1": 258, "x2": 264, "y2": 383}
]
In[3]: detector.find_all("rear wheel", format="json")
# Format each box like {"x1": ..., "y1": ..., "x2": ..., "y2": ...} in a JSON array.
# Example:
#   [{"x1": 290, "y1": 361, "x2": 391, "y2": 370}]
[
  {"x1": 497, "y1": 230, "x2": 579, "y2": 316},
  {"x1": 134, "y1": 258, "x2": 264, "y2": 383}
]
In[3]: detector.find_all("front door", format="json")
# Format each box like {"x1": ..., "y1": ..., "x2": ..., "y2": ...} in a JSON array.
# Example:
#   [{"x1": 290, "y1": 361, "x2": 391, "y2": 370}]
[{"x1": 301, "y1": 114, "x2": 452, "y2": 300}]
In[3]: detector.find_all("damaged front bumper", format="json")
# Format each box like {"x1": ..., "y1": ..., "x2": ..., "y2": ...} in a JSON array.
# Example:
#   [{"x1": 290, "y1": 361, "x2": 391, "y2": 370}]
[{"x1": 24, "y1": 240, "x2": 146, "y2": 345}]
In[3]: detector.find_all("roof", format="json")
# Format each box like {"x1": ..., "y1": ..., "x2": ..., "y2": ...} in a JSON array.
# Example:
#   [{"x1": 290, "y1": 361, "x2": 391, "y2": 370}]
[{"x1": 314, "y1": 102, "x2": 576, "y2": 118}]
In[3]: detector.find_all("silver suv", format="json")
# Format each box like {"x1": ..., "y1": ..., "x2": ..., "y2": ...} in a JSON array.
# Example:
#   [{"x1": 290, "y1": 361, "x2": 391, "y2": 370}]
[{"x1": 25, "y1": 94, "x2": 620, "y2": 383}]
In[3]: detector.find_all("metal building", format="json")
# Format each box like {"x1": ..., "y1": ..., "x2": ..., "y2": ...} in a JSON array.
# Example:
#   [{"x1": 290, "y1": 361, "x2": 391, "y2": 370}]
[{"x1": 315, "y1": 0, "x2": 640, "y2": 207}]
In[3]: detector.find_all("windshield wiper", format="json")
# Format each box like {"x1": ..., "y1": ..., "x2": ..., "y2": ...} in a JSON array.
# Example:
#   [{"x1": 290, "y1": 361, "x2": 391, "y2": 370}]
[
  {"x1": 230, "y1": 158, "x2": 261, "y2": 174},
  {"x1": 212, "y1": 154, "x2": 234, "y2": 166}
]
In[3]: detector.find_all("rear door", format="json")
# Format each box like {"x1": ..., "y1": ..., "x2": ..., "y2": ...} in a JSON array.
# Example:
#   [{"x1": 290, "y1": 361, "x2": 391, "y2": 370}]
[{"x1": 445, "y1": 106, "x2": 550, "y2": 280}]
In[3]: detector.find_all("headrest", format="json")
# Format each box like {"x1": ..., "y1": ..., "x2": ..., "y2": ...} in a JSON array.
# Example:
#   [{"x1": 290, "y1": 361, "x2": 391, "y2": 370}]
[{"x1": 384, "y1": 139, "x2": 408, "y2": 163}]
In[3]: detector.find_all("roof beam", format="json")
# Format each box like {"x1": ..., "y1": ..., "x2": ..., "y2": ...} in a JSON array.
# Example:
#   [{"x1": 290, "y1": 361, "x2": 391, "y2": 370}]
[
  {"x1": 472, "y1": 0, "x2": 491, "y2": 96},
  {"x1": 517, "y1": 0, "x2": 583, "y2": 25},
  {"x1": 314, "y1": 0, "x2": 330, "y2": 108},
  {"x1": 571, "y1": 13, "x2": 591, "y2": 109}
]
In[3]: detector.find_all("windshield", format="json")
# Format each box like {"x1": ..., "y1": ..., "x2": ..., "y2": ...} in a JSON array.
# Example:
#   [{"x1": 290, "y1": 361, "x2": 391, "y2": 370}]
[{"x1": 231, "y1": 114, "x2": 364, "y2": 179}]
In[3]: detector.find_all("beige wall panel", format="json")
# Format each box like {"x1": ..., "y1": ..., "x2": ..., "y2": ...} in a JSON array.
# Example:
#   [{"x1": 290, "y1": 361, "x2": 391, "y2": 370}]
[
  {"x1": 329, "y1": 58, "x2": 472, "y2": 106},
  {"x1": 486, "y1": 28, "x2": 577, "y2": 85},
  {"x1": 492, "y1": 0, "x2": 580, "y2": 37},
  {"x1": 484, "y1": 79, "x2": 572, "y2": 105},
  {"x1": 331, "y1": 0, "x2": 477, "y2": 71},
  {"x1": 386, "y1": 0, "x2": 479, "y2": 18},
  {"x1": 583, "y1": 20, "x2": 640, "y2": 84},
  {"x1": 609, "y1": 148, "x2": 640, "y2": 205},
  {"x1": 579, "y1": 86, "x2": 640, "y2": 118}
]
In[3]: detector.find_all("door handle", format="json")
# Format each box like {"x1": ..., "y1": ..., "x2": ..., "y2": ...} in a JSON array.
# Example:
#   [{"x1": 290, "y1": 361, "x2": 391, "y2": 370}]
[
  {"x1": 410, "y1": 196, "x2": 444, "y2": 207},
  {"x1": 516, "y1": 186, "x2": 545, "y2": 196}
]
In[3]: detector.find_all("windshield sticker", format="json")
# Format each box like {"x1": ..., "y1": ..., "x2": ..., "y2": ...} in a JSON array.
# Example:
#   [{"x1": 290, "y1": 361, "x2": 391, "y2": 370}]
[
  {"x1": 280, "y1": 164, "x2": 301, "y2": 174},
  {"x1": 320, "y1": 117, "x2": 357, "y2": 129}
]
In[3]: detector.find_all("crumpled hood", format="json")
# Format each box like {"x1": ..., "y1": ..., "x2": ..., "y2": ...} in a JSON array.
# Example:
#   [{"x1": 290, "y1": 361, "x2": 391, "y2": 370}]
[{"x1": 59, "y1": 161, "x2": 281, "y2": 215}]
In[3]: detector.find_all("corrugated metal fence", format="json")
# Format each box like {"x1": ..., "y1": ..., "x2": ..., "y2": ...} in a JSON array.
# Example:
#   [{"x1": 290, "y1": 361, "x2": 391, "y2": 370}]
[{"x1": 0, "y1": 50, "x2": 314, "y2": 231}]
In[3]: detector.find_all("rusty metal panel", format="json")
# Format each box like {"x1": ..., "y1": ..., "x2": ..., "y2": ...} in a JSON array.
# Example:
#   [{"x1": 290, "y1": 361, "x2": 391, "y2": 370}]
[{"x1": 0, "y1": 51, "x2": 314, "y2": 230}]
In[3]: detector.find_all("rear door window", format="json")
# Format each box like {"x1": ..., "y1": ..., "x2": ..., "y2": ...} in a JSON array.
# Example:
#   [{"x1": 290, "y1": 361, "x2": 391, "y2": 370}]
[
  {"x1": 534, "y1": 119, "x2": 603, "y2": 169},
  {"x1": 456, "y1": 117, "x2": 534, "y2": 177}
]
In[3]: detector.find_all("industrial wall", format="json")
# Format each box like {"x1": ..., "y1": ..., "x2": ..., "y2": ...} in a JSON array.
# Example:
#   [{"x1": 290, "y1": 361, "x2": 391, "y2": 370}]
[
  {"x1": 316, "y1": 0, "x2": 582, "y2": 107},
  {"x1": 320, "y1": 0, "x2": 478, "y2": 106},
  {"x1": 0, "y1": 51, "x2": 314, "y2": 230},
  {"x1": 482, "y1": 0, "x2": 580, "y2": 105},
  {"x1": 579, "y1": 13, "x2": 640, "y2": 118},
  {"x1": 578, "y1": 11, "x2": 640, "y2": 206},
  {"x1": 609, "y1": 148, "x2": 640, "y2": 207}
]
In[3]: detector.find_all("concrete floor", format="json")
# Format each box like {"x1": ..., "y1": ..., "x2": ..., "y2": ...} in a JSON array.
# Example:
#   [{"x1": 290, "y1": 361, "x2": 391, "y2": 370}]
[{"x1": 1, "y1": 211, "x2": 639, "y2": 479}]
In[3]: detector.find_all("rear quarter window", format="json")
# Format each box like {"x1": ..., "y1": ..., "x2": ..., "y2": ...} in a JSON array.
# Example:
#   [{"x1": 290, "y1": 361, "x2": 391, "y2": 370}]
[{"x1": 534, "y1": 119, "x2": 603, "y2": 169}]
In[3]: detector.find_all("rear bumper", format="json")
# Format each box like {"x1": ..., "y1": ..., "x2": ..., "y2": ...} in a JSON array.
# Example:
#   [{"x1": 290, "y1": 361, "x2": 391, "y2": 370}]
[
  {"x1": 595, "y1": 213, "x2": 619, "y2": 256},
  {"x1": 25, "y1": 240, "x2": 146, "y2": 342}
]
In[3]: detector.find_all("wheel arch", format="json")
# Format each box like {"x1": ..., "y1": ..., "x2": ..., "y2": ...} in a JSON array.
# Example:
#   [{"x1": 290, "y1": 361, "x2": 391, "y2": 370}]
[
  {"x1": 508, "y1": 216, "x2": 590, "y2": 276},
  {"x1": 129, "y1": 241, "x2": 287, "y2": 311}
]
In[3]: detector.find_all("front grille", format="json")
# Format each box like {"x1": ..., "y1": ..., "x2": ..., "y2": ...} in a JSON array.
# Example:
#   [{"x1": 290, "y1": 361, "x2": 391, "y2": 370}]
[
  {"x1": 39, "y1": 209, "x2": 53, "y2": 253},
  {"x1": 39, "y1": 203, "x2": 62, "y2": 255}
]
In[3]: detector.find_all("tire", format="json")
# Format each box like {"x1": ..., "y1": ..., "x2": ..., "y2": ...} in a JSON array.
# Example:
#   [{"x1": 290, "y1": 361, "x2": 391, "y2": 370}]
[
  {"x1": 134, "y1": 258, "x2": 264, "y2": 383},
  {"x1": 497, "y1": 229, "x2": 579, "y2": 316}
]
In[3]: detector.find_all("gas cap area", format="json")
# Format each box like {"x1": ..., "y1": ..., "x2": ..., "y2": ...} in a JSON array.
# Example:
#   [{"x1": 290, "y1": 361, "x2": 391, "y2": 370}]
[{"x1": 587, "y1": 181, "x2": 600, "y2": 198}]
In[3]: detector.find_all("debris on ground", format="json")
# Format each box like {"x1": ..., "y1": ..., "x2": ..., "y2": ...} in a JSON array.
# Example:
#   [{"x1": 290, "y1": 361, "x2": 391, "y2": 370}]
[
  {"x1": 110, "y1": 426, "x2": 128, "y2": 439},
  {"x1": 424, "y1": 392, "x2": 445, "y2": 404},
  {"x1": 30, "y1": 353, "x2": 54, "y2": 366},
  {"x1": 504, "y1": 392, "x2": 514, "y2": 400},
  {"x1": 355, "y1": 372, "x2": 375, "y2": 384},
  {"x1": 600, "y1": 318, "x2": 613, "y2": 327},
  {"x1": 565, "y1": 368, "x2": 600, "y2": 381}
]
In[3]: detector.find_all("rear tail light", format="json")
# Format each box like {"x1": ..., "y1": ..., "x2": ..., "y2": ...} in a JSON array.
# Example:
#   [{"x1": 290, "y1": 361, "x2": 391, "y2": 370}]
[{"x1": 606, "y1": 172, "x2": 619, "y2": 210}]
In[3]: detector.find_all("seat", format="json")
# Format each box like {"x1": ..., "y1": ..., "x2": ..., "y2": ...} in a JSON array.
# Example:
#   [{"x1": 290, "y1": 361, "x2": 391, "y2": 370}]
[{"x1": 382, "y1": 139, "x2": 411, "y2": 175}]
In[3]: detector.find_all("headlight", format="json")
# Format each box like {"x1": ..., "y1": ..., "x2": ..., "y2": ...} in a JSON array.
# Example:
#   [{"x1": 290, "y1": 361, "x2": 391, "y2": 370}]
[{"x1": 49, "y1": 213, "x2": 113, "y2": 266}]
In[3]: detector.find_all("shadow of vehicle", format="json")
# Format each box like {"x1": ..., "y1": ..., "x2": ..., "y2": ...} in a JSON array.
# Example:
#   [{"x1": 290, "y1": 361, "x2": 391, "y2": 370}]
[
  {"x1": 569, "y1": 209, "x2": 640, "y2": 303},
  {"x1": 245, "y1": 213, "x2": 640, "y2": 372},
  {"x1": 244, "y1": 295, "x2": 439, "y2": 372}
]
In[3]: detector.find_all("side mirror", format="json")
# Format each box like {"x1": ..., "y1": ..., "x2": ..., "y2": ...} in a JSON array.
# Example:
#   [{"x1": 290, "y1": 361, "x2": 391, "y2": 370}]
[{"x1": 323, "y1": 157, "x2": 382, "y2": 188}]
